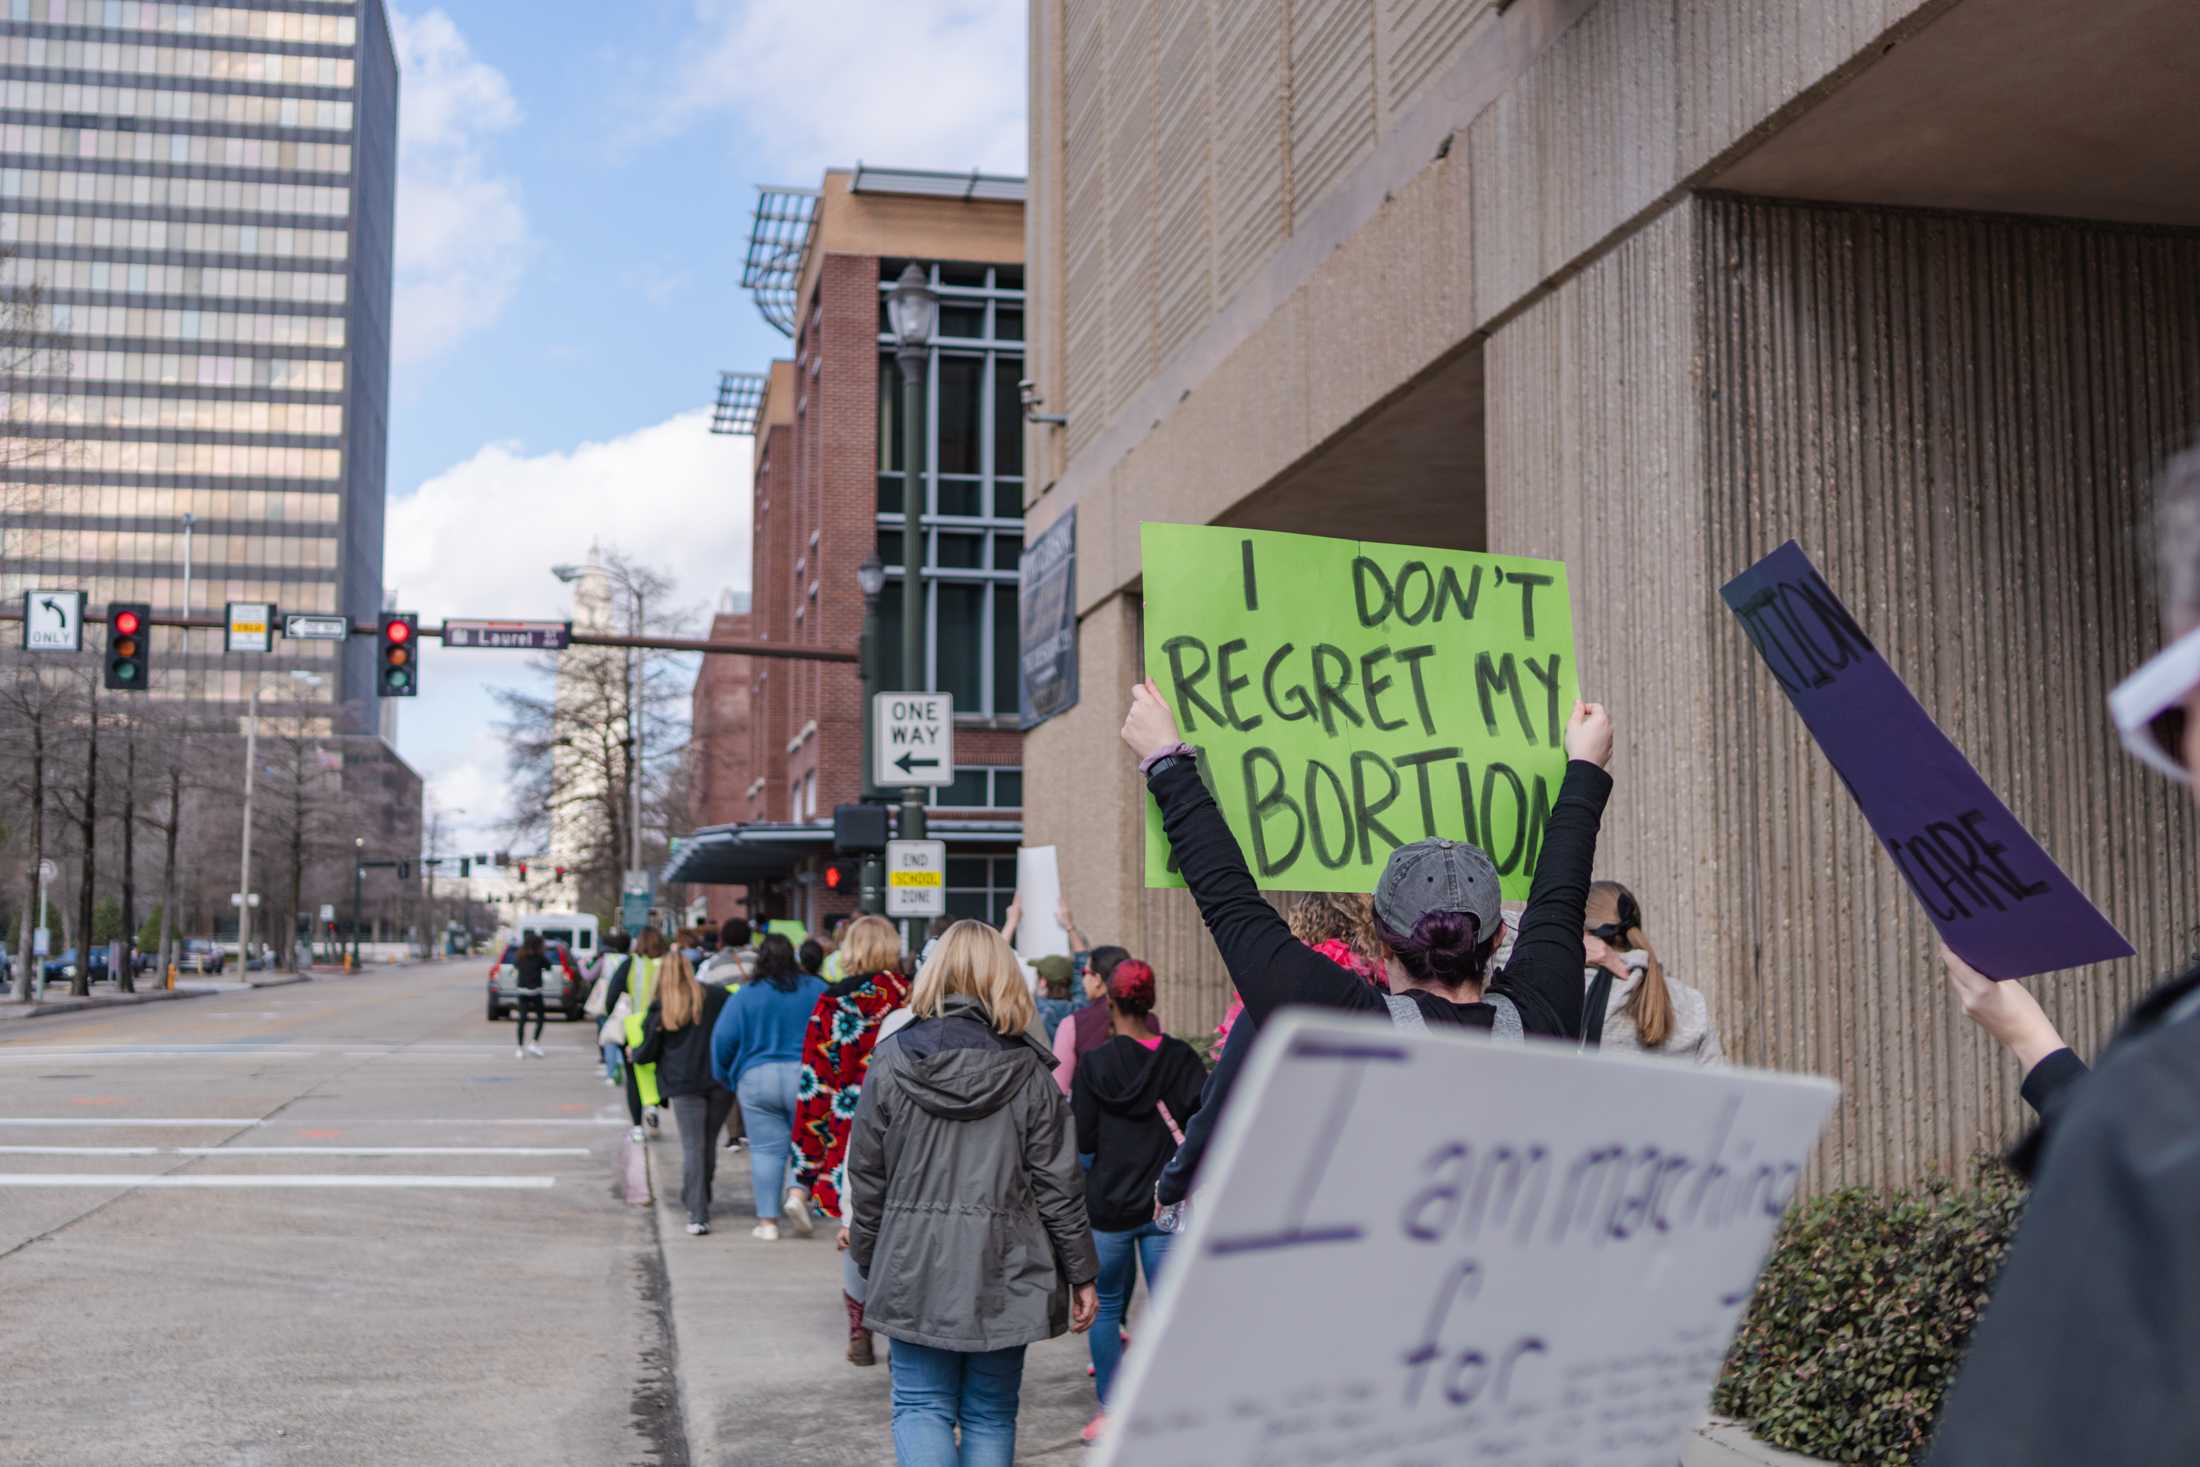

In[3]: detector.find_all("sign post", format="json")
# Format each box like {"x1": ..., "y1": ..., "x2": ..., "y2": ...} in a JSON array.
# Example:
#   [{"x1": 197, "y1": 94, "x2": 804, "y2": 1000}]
[
  {"x1": 1095, "y1": 1013, "x2": 1839, "y2": 1466},
  {"x1": 885, "y1": 838, "x2": 948, "y2": 919},
  {"x1": 872, "y1": 692, "x2": 954, "y2": 788},
  {"x1": 20, "y1": 590, "x2": 84, "y2": 652},
  {"x1": 1139, "y1": 524, "x2": 1578, "y2": 900}
]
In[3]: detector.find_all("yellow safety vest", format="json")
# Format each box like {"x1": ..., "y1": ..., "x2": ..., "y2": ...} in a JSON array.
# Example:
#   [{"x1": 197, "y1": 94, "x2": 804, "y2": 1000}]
[{"x1": 624, "y1": 956, "x2": 662, "y2": 1108}]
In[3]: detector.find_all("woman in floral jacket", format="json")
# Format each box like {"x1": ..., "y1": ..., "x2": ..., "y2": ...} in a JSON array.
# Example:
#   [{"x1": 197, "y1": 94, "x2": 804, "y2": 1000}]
[{"x1": 789, "y1": 914, "x2": 911, "y2": 1367}]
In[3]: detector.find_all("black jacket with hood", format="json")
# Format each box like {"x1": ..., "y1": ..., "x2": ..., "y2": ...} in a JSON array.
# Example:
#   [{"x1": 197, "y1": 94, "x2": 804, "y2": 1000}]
[
  {"x1": 629, "y1": 984, "x2": 731, "y2": 1101},
  {"x1": 845, "y1": 995, "x2": 1099, "y2": 1352},
  {"x1": 1928, "y1": 962, "x2": 2200, "y2": 1466},
  {"x1": 1072, "y1": 1031, "x2": 1207, "y2": 1231}
]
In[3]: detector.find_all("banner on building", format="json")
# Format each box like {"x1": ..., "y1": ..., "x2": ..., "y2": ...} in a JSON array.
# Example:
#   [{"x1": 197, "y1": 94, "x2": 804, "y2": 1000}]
[
  {"x1": 1721, "y1": 540, "x2": 2131, "y2": 977},
  {"x1": 1018, "y1": 507, "x2": 1079, "y2": 729},
  {"x1": 1093, "y1": 1010, "x2": 1840, "y2": 1467},
  {"x1": 1140, "y1": 524, "x2": 1577, "y2": 900}
]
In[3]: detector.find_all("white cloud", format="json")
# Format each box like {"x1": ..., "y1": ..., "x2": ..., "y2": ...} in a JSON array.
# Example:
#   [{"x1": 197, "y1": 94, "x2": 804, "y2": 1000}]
[
  {"x1": 385, "y1": 408, "x2": 752, "y2": 847},
  {"x1": 648, "y1": 0, "x2": 1027, "y2": 177},
  {"x1": 390, "y1": 8, "x2": 530, "y2": 367}
]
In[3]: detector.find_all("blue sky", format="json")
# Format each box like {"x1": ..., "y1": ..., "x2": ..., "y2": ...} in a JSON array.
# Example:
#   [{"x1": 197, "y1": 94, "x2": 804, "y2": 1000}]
[{"x1": 379, "y1": 1, "x2": 1026, "y2": 856}]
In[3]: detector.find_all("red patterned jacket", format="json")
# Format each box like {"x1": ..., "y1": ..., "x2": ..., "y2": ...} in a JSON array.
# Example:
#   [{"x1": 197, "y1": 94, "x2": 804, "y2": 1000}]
[{"x1": 791, "y1": 967, "x2": 912, "y2": 1217}]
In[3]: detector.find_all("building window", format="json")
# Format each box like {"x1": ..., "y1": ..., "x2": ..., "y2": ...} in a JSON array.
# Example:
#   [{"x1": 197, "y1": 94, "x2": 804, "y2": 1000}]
[
  {"x1": 945, "y1": 854, "x2": 1013, "y2": 927},
  {"x1": 924, "y1": 765, "x2": 1024, "y2": 809},
  {"x1": 876, "y1": 260, "x2": 1023, "y2": 716}
]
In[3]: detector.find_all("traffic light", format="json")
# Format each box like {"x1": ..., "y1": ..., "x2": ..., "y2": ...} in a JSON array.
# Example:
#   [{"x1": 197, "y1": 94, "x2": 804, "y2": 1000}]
[
  {"x1": 554, "y1": 865, "x2": 566, "y2": 882},
  {"x1": 517, "y1": 861, "x2": 528, "y2": 879},
  {"x1": 459, "y1": 857, "x2": 471, "y2": 878},
  {"x1": 105, "y1": 603, "x2": 152, "y2": 691},
  {"x1": 377, "y1": 612, "x2": 418, "y2": 697},
  {"x1": 397, "y1": 859, "x2": 412, "y2": 880}
]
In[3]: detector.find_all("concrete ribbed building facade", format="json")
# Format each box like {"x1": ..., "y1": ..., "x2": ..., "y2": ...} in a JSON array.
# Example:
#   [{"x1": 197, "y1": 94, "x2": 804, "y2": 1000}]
[{"x1": 1019, "y1": 0, "x2": 2200, "y2": 1188}]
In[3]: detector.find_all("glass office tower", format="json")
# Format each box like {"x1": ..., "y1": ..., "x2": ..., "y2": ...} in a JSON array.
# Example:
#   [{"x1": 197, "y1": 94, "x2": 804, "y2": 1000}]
[{"x1": 0, "y1": 0, "x2": 397, "y2": 734}]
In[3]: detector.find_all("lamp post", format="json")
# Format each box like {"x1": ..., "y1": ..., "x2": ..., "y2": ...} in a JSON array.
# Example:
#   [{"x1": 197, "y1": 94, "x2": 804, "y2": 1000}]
[
  {"x1": 238, "y1": 671, "x2": 319, "y2": 976},
  {"x1": 553, "y1": 561, "x2": 647, "y2": 889},
  {"x1": 351, "y1": 835, "x2": 365, "y2": 968},
  {"x1": 856, "y1": 552, "x2": 888, "y2": 916},
  {"x1": 886, "y1": 263, "x2": 938, "y2": 950}
]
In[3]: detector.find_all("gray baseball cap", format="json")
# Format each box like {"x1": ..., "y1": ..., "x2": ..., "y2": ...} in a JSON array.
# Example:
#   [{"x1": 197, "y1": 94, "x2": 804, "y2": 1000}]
[{"x1": 1373, "y1": 838, "x2": 1503, "y2": 943}]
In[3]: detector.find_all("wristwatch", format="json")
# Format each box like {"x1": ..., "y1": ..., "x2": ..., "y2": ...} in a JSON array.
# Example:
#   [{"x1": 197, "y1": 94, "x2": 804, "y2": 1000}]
[{"x1": 1142, "y1": 742, "x2": 1197, "y2": 779}]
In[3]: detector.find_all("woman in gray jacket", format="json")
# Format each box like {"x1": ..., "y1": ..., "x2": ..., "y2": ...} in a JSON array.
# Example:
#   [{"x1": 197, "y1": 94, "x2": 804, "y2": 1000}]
[
  {"x1": 845, "y1": 920, "x2": 1099, "y2": 1467},
  {"x1": 1582, "y1": 881, "x2": 1723, "y2": 1063}
]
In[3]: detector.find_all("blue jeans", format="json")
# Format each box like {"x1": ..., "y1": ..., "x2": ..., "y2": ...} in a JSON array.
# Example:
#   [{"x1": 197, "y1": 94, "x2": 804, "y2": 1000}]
[
  {"x1": 888, "y1": 1339, "x2": 1025, "y2": 1467},
  {"x1": 601, "y1": 1043, "x2": 623, "y2": 1083},
  {"x1": 1090, "y1": 1220, "x2": 1173, "y2": 1405},
  {"x1": 735, "y1": 1060, "x2": 800, "y2": 1220}
]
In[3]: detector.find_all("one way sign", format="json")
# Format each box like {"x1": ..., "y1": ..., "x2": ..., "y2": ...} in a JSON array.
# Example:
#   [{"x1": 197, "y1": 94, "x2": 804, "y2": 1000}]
[{"x1": 874, "y1": 691, "x2": 954, "y2": 788}]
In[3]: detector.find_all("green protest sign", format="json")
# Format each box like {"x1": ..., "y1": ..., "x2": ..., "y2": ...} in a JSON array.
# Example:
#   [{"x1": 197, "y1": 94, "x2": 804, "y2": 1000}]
[{"x1": 1141, "y1": 524, "x2": 1577, "y2": 900}]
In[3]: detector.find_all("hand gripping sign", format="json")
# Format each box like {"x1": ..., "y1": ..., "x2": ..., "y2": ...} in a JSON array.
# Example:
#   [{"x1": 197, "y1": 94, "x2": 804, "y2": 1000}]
[
  {"x1": 1141, "y1": 524, "x2": 1579, "y2": 902},
  {"x1": 1721, "y1": 541, "x2": 2130, "y2": 978},
  {"x1": 1094, "y1": 1012, "x2": 1839, "y2": 1467}
]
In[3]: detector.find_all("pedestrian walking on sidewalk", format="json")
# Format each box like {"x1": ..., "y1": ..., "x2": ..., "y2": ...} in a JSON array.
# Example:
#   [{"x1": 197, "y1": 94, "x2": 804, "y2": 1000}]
[
  {"x1": 588, "y1": 930, "x2": 633, "y2": 1087},
  {"x1": 846, "y1": 920, "x2": 1099, "y2": 1467},
  {"x1": 631, "y1": 948, "x2": 733, "y2": 1235},
  {"x1": 788, "y1": 914, "x2": 910, "y2": 1366},
  {"x1": 1928, "y1": 447, "x2": 2200, "y2": 1466},
  {"x1": 1051, "y1": 944, "x2": 1141, "y2": 1096},
  {"x1": 709, "y1": 932, "x2": 824, "y2": 1241},
  {"x1": 1071, "y1": 958, "x2": 1205, "y2": 1443},
  {"x1": 511, "y1": 932, "x2": 550, "y2": 1058}
]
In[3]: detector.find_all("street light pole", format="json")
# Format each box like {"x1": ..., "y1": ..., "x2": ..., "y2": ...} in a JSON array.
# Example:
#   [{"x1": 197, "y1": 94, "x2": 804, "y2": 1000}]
[
  {"x1": 857, "y1": 553, "x2": 887, "y2": 916},
  {"x1": 888, "y1": 262, "x2": 939, "y2": 952},
  {"x1": 629, "y1": 583, "x2": 645, "y2": 881},
  {"x1": 351, "y1": 835, "x2": 365, "y2": 968}
]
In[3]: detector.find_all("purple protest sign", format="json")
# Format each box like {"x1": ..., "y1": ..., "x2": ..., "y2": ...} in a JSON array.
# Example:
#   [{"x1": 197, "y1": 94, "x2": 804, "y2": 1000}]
[{"x1": 1721, "y1": 541, "x2": 2131, "y2": 978}]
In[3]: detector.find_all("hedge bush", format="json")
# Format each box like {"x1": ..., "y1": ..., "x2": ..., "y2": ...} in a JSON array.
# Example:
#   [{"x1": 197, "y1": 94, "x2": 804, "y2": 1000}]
[{"x1": 1712, "y1": 1159, "x2": 2026, "y2": 1464}]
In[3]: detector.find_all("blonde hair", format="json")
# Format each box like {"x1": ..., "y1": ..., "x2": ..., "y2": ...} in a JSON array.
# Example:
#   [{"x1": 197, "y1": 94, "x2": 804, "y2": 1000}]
[
  {"x1": 837, "y1": 914, "x2": 902, "y2": 979},
  {"x1": 909, "y1": 920, "x2": 1035, "y2": 1036},
  {"x1": 1585, "y1": 881, "x2": 1672, "y2": 1049},
  {"x1": 658, "y1": 950, "x2": 703, "y2": 1031},
  {"x1": 1285, "y1": 890, "x2": 1385, "y2": 971}
]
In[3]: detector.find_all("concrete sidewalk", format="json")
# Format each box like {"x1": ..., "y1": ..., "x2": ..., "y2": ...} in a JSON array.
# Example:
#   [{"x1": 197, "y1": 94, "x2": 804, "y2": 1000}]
[
  {"x1": 645, "y1": 1122, "x2": 1102, "y2": 1466},
  {"x1": 641, "y1": 1123, "x2": 1821, "y2": 1467}
]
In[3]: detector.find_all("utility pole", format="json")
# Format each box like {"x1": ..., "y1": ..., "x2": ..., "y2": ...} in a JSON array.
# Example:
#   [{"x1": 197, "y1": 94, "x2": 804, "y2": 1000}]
[{"x1": 350, "y1": 836, "x2": 364, "y2": 968}]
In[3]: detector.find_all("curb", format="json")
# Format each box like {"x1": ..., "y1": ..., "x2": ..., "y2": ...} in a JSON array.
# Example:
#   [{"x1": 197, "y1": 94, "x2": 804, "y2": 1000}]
[
  {"x1": 1687, "y1": 1419, "x2": 1834, "y2": 1466},
  {"x1": 248, "y1": 974, "x2": 312, "y2": 990},
  {"x1": 0, "y1": 986, "x2": 215, "y2": 1023}
]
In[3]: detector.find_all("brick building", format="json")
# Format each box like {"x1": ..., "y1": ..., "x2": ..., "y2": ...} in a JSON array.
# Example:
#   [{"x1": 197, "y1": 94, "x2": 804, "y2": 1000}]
[{"x1": 671, "y1": 167, "x2": 1028, "y2": 933}]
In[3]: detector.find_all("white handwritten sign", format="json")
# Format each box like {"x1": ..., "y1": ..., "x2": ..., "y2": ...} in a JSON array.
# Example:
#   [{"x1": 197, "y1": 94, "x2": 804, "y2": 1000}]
[{"x1": 1095, "y1": 1012, "x2": 1839, "y2": 1467}]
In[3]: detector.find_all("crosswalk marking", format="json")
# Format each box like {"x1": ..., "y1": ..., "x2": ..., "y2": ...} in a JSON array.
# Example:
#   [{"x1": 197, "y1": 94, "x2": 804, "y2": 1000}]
[
  {"x1": 0, "y1": 1145, "x2": 592, "y2": 1157},
  {"x1": 0, "y1": 1173, "x2": 558, "y2": 1189}
]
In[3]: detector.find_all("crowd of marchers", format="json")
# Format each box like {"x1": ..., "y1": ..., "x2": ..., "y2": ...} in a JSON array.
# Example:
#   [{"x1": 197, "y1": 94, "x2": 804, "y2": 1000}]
[{"x1": 547, "y1": 451, "x2": 2200, "y2": 1466}]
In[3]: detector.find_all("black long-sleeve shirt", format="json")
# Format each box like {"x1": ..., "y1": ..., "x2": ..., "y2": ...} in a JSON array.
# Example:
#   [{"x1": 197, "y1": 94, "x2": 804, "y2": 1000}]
[{"x1": 1147, "y1": 756, "x2": 1614, "y2": 1036}]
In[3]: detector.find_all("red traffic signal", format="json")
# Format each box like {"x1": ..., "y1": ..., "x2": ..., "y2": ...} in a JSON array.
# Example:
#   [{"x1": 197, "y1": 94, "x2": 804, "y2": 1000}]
[
  {"x1": 517, "y1": 861, "x2": 528, "y2": 879},
  {"x1": 105, "y1": 602, "x2": 152, "y2": 691},
  {"x1": 554, "y1": 866, "x2": 566, "y2": 881},
  {"x1": 378, "y1": 613, "x2": 419, "y2": 697}
]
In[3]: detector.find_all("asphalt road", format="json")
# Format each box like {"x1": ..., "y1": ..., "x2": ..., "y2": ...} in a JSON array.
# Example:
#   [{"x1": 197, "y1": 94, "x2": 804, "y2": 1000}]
[{"x1": 0, "y1": 959, "x2": 671, "y2": 1467}]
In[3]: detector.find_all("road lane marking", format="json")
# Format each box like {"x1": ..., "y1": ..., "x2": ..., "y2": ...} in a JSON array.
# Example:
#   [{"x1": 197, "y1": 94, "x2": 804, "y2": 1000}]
[
  {"x1": 0, "y1": 1145, "x2": 591, "y2": 1157},
  {"x1": 0, "y1": 1173, "x2": 558, "y2": 1189},
  {"x1": 0, "y1": 1118, "x2": 263, "y2": 1127}
]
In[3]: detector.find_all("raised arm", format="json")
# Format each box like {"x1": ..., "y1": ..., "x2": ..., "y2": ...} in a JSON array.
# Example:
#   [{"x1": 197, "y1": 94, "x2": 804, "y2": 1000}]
[
  {"x1": 1125, "y1": 679, "x2": 1372, "y2": 1025},
  {"x1": 1484, "y1": 703, "x2": 1614, "y2": 1038},
  {"x1": 1943, "y1": 946, "x2": 2084, "y2": 1117}
]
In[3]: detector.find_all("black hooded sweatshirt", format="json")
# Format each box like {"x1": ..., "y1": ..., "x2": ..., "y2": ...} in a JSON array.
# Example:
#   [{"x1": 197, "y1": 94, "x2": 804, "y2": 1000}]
[{"x1": 1071, "y1": 1031, "x2": 1207, "y2": 1231}]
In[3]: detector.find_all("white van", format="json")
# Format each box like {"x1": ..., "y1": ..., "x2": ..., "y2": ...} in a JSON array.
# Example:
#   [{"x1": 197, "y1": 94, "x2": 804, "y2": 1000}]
[{"x1": 521, "y1": 911, "x2": 599, "y2": 961}]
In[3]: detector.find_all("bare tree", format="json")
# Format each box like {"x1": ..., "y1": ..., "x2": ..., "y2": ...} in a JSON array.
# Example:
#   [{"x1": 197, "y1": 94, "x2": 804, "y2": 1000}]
[
  {"x1": 0, "y1": 665, "x2": 86, "y2": 999},
  {"x1": 493, "y1": 553, "x2": 693, "y2": 921},
  {"x1": 254, "y1": 719, "x2": 346, "y2": 971}
]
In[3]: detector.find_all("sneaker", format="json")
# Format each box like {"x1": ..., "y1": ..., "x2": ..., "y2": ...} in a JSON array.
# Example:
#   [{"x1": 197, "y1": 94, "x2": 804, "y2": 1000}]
[
  {"x1": 629, "y1": 1125, "x2": 646, "y2": 1143},
  {"x1": 527, "y1": 1043, "x2": 545, "y2": 1057},
  {"x1": 604, "y1": 1076, "x2": 618, "y2": 1087},
  {"x1": 515, "y1": 1046, "x2": 526, "y2": 1059},
  {"x1": 645, "y1": 1112, "x2": 660, "y2": 1131},
  {"x1": 685, "y1": 1221, "x2": 710, "y2": 1236},
  {"x1": 751, "y1": 1221, "x2": 780, "y2": 1242},
  {"x1": 783, "y1": 1189, "x2": 815, "y2": 1237},
  {"x1": 1081, "y1": 1412, "x2": 1107, "y2": 1445}
]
